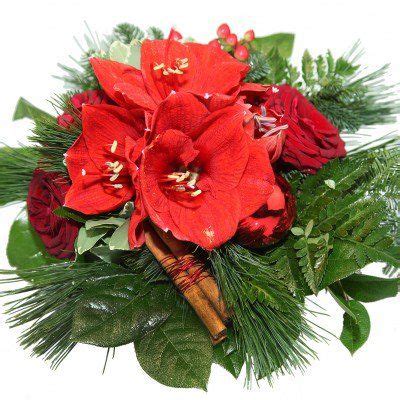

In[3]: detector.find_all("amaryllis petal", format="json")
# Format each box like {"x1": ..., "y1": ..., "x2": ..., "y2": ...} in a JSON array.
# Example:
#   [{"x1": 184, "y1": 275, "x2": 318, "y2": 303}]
[
  {"x1": 151, "y1": 92, "x2": 210, "y2": 141},
  {"x1": 237, "y1": 139, "x2": 275, "y2": 219},
  {"x1": 90, "y1": 58, "x2": 156, "y2": 110}
]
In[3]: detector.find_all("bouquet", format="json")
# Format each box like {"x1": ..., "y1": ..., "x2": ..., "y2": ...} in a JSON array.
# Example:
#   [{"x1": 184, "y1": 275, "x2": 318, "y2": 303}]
[{"x1": 0, "y1": 22, "x2": 399, "y2": 390}]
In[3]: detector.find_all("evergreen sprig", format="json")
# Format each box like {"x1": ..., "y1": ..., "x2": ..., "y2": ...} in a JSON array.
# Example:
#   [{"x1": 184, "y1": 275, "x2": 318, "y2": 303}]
[
  {"x1": 0, "y1": 146, "x2": 39, "y2": 206},
  {"x1": 211, "y1": 243, "x2": 322, "y2": 384}
]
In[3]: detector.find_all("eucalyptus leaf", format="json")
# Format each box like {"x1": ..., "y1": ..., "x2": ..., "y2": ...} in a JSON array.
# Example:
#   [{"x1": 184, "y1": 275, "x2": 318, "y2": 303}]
[
  {"x1": 7, "y1": 209, "x2": 60, "y2": 270},
  {"x1": 252, "y1": 33, "x2": 295, "y2": 58},
  {"x1": 340, "y1": 300, "x2": 370, "y2": 355},
  {"x1": 109, "y1": 40, "x2": 141, "y2": 68},
  {"x1": 291, "y1": 227, "x2": 304, "y2": 236},
  {"x1": 75, "y1": 226, "x2": 108, "y2": 255},
  {"x1": 85, "y1": 217, "x2": 126, "y2": 230},
  {"x1": 341, "y1": 274, "x2": 399, "y2": 302},
  {"x1": 71, "y1": 280, "x2": 170, "y2": 347},
  {"x1": 13, "y1": 97, "x2": 53, "y2": 122},
  {"x1": 109, "y1": 219, "x2": 130, "y2": 250},
  {"x1": 134, "y1": 303, "x2": 213, "y2": 390}
]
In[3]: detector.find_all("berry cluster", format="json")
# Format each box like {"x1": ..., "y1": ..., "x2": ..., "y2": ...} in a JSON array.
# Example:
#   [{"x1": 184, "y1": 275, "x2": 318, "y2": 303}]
[{"x1": 209, "y1": 23, "x2": 255, "y2": 61}]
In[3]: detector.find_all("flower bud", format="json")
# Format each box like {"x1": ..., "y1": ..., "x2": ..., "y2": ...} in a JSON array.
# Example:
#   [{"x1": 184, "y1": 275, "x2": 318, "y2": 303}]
[
  {"x1": 226, "y1": 33, "x2": 238, "y2": 47},
  {"x1": 217, "y1": 23, "x2": 230, "y2": 39},
  {"x1": 168, "y1": 28, "x2": 183, "y2": 41},
  {"x1": 244, "y1": 29, "x2": 255, "y2": 42},
  {"x1": 234, "y1": 45, "x2": 249, "y2": 61}
]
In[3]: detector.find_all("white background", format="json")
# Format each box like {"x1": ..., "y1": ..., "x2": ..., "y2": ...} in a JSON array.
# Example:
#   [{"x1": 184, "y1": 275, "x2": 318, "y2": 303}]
[{"x1": 0, "y1": 0, "x2": 399, "y2": 399}]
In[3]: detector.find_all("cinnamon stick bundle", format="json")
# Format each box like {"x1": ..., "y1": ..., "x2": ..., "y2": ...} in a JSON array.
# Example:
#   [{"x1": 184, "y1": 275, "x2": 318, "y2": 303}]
[
  {"x1": 152, "y1": 224, "x2": 229, "y2": 322},
  {"x1": 144, "y1": 223, "x2": 227, "y2": 344}
]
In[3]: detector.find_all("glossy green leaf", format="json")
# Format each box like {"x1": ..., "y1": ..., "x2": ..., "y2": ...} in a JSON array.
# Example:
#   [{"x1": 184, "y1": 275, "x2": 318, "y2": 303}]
[
  {"x1": 252, "y1": 33, "x2": 295, "y2": 58},
  {"x1": 53, "y1": 206, "x2": 87, "y2": 223},
  {"x1": 13, "y1": 97, "x2": 53, "y2": 122},
  {"x1": 6, "y1": 209, "x2": 60, "y2": 269},
  {"x1": 71, "y1": 280, "x2": 171, "y2": 347},
  {"x1": 213, "y1": 332, "x2": 244, "y2": 379},
  {"x1": 340, "y1": 300, "x2": 370, "y2": 355},
  {"x1": 135, "y1": 303, "x2": 213, "y2": 390},
  {"x1": 328, "y1": 285, "x2": 357, "y2": 319},
  {"x1": 341, "y1": 274, "x2": 399, "y2": 302}
]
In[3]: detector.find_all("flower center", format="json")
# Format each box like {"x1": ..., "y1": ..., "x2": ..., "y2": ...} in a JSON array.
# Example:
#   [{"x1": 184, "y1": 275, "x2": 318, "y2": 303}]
[
  {"x1": 159, "y1": 168, "x2": 202, "y2": 198},
  {"x1": 255, "y1": 106, "x2": 288, "y2": 138},
  {"x1": 153, "y1": 57, "x2": 189, "y2": 76},
  {"x1": 102, "y1": 140, "x2": 129, "y2": 190}
]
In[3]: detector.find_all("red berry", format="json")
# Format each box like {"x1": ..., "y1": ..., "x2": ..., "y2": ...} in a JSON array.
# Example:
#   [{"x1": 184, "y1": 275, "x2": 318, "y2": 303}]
[
  {"x1": 217, "y1": 23, "x2": 230, "y2": 39},
  {"x1": 208, "y1": 39, "x2": 221, "y2": 49},
  {"x1": 226, "y1": 33, "x2": 238, "y2": 47},
  {"x1": 168, "y1": 28, "x2": 183, "y2": 41},
  {"x1": 234, "y1": 45, "x2": 249, "y2": 61},
  {"x1": 244, "y1": 29, "x2": 255, "y2": 42}
]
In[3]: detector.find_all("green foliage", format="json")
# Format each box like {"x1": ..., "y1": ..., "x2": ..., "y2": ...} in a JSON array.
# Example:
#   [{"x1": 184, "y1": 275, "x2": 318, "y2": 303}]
[
  {"x1": 134, "y1": 297, "x2": 213, "y2": 390},
  {"x1": 0, "y1": 147, "x2": 39, "y2": 206},
  {"x1": 7, "y1": 209, "x2": 60, "y2": 270},
  {"x1": 265, "y1": 151, "x2": 399, "y2": 295},
  {"x1": 71, "y1": 279, "x2": 170, "y2": 347},
  {"x1": 0, "y1": 260, "x2": 125, "y2": 368},
  {"x1": 13, "y1": 97, "x2": 53, "y2": 122},
  {"x1": 340, "y1": 300, "x2": 371, "y2": 355},
  {"x1": 110, "y1": 23, "x2": 145, "y2": 44},
  {"x1": 147, "y1": 26, "x2": 164, "y2": 40},
  {"x1": 341, "y1": 274, "x2": 399, "y2": 302},
  {"x1": 211, "y1": 243, "x2": 320, "y2": 384},
  {"x1": 251, "y1": 33, "x2": 295, "y2": 58}
]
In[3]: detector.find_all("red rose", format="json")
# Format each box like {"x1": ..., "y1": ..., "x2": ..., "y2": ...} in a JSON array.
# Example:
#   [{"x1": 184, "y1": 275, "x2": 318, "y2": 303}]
[
  {"x1": 264, "y1": 85, "x2": 346, "y2": 173},
  {"x1": 235, "y1": 175, "x2": 296, "y2": 248},
  {"x1": 27, "y1": 169, "x2": 80, "y2": 259},
  {"x1": 57, "y1": 89, "x2": 111, "y2": 128}
]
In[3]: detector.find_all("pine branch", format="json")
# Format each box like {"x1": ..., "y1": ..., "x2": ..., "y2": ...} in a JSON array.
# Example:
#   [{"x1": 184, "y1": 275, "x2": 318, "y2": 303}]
[{"x1": 0, "y1": 146, "x2": 39, "y2": 206}]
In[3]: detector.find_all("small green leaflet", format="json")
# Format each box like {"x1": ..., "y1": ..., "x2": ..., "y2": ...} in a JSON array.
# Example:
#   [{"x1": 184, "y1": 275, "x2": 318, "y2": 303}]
[
  {"x1": 341, "y1": 274, "x2": 399, "y2": 302},
  {"x1": 7, "y1": 209, "x2": 60, "y2": 270},
  {"x1": 109, "y1": 40, "x2": 141, "y2": 68},
  {"x1": 85, "y1": 217, "x2": 126, "y2": 230},
  {"x1": 13, "y1": 97, "x2": 53, "y2": 122},
  {"x1": 53, "y1": 206, "x2": 87, "y2": 223},
  {"x1": 134, "y1": 303, "x2": 213, "y2": 390},
  {"x1": 340, "y1": 300, "x2": 371, "y2": 355},
  {"x1": 252, "y1": 33, "x2": 295, "y2": 58}
]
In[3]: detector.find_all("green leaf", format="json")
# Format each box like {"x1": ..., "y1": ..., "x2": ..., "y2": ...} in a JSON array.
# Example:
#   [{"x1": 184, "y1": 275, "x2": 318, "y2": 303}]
[
  {"x1": 340, "y1": 300, "x2": 371, "y2": 355},
  {"x1": 341, "y1": 274, "x2": 399, "y2": 302},
  {"x1": 109, "y1": 219, "x2": 130, "y2": 250},
  {"x1": 134, "y1": 302, "x2": 213, "y2": 390},
  {"x1": 304, "y1": 220, "x2": 314, "y2": 237},
  {"x1": 324, "y1": 179, "x2": 336, "y2": 189},
  {"x1": 328, "y1": 285, "x2": 357, "y2": 319},
  {"x1": 13, "y1": 97, "x2": 53, "y2": 122},
  {"x1": 53, "y1": 206, "x2": 87, "y2": 223},
  {"x1": 109, "y1": 40, "x2": 141, "y2": 68},
  {"x1": 213, "y1": 331, "x2": 244, "y2": 379},
  {"x1": 252, "y1": 33, "x2": 295, "y2": 58},
  {"x1": 85, "y1": 217, "x2": 126, "y2": 230},
  {"x1": 71, "y1": 280, "x2": 171, "y2": 347},
  {"x1": 7, "y1": 209, "x2": 60, "y2": 270},
  {"x1": 75, "y1": 226, "x2": 108, "y2": 255},
  {"x1": 291, "y1": 227, "x2": 304, "y2": 236}
]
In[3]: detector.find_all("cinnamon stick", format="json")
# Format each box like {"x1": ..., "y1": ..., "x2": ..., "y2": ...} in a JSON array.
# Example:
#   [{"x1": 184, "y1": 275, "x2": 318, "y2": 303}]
[
  {"x1": 144, "y1": 223, "x2": 227, "y2": 344},
  {"x1": 153, "y1": 224, "x2": 229, "y2": 322}
]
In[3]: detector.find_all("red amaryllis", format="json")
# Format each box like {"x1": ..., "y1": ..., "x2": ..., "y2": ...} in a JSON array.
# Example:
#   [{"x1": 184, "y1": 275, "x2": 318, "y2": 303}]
[
  {"x1": 235, "y1": 175, "x2": 296, "y2": 248},
  {"x1": 136, "y1": 92, "x2": 275, "y2": 250},
  {"x1": 90, "y1": 37, "x2": 249, "y2": 112},
  {"x1": 263, "y1": 85, "x2": 346, "y2": 173},
  {"x1": 27, "y1": 169, "x2": 80, "y2": 259},
  {"x1": 64, "y1": 104, "x2": 145, "y2": 214},
  {"x1": 57, "y1": 89, "x2": 111, "y2": 128}
]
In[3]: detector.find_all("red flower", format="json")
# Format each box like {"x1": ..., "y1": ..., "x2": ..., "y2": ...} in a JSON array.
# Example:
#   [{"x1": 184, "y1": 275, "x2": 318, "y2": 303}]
[
  {"x1": 136, "y1": 92, "x2": 275, "y2": 250},
  {"x1": 27, "y1": 169, "x2": 79, "y2": 259},
  {"x1": 90, "y1": 38, "x2": 249, "y2": 112},
  {"x1": 64, "y1": 104, "x2": 145, "y2": 214},
  {"x1": 263, "y1": 85, "x2": 346, "y2": 173},
  {"x1": 57, "y1": 89, "x2": 111, "y2": 129},
  {"x1": 235, "y1": 175, "x2": 296, "y2": 248}
]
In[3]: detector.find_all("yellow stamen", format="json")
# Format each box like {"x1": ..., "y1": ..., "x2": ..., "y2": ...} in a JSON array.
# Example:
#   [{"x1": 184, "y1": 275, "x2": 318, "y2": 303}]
[
  {"x1": 111, "y1": 140, "x2": 118, "y2": 153},
  {"x1": 113, "y1": 184, "x2": 123, "y2": 189},
  {"x1": 153, "y1": 63, "x2": 165, "y2": 71},
  {"x1": 110, "y1": 173, "x2": 119, "y2": 182},
  {"x1": 114, "y1": 164, "x2": 124, "y2": 174},
  {"x1": 191, "y1": 189, "x2": 202, "y2": 197}
]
